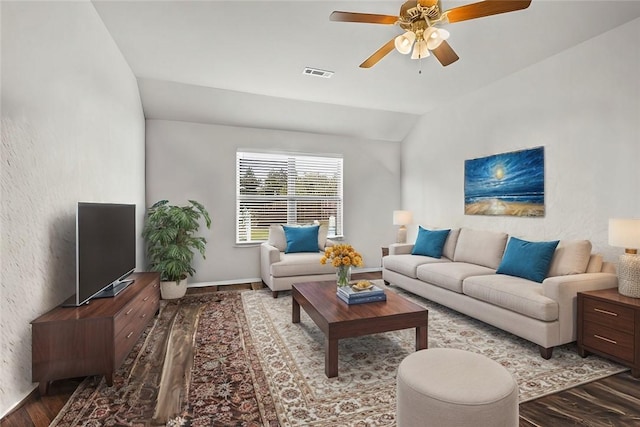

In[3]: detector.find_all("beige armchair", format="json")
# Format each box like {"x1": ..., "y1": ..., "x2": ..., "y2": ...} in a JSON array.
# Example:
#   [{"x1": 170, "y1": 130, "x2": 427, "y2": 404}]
[{"x1": 260, "y1": 224, "x2": 336, "y2": 298}]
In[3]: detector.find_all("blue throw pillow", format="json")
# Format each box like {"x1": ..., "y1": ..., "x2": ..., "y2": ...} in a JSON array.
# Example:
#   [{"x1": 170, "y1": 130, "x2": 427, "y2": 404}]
[
  {"x1": 411, "y1": 227, "x2": 451, "y2": 258},
  {"x1": 283, "y1": 225, "x2": 320, "y2": 253},
  {"x1": 496, "y1": 237, "x2": 560, "y2": 283}
]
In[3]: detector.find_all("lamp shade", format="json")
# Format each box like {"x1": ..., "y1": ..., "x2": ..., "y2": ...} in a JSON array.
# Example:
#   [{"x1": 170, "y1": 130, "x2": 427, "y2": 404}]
[
  {"x1": 393, "y1": 210, "x2": 413, "y2": 226},
  {"x1": 395, "y1": 31, "x2": 416, "y2": 54},
  {"x1": 609, "y1": 218, "x2": 640, "y2": 249},
  {"x1": 411, "y1": 40, "x2": 430, "y2": 59},
  {"x1": 425, "y1": 27, "x2": 449, "y2": 50}
]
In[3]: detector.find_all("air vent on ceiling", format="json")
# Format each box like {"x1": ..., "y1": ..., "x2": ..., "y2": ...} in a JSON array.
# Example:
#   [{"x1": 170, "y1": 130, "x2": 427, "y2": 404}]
[{"x1": 302, "y1": 67, "x2": 334, "y2": 78}]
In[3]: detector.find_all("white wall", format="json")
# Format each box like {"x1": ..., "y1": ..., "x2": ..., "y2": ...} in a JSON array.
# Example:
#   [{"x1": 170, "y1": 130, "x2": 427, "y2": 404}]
[
  {"x1": 0, "y1": 1, "x2": 145, "y2": 417},
  {"x1": 145, "y1": 120, "x2": 401, "y2": 284},
  {"x1": 401, "y1": 18, "x2": 640, "y2": 261}
]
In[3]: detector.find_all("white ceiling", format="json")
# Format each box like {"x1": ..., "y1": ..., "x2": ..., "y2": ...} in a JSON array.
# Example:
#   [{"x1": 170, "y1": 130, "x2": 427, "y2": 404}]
[{"x1": 92, "y1": 1, "x2": 640, "y2": 141}]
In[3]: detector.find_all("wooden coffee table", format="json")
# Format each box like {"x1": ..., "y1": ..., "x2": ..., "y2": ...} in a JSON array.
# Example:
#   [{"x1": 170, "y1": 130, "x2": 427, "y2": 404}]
[{"x1": 291, "y1": 281, "x2": 428, "y2": 378}]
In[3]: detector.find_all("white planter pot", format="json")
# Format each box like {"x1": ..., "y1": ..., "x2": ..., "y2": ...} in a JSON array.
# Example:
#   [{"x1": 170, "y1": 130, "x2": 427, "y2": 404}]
[{"x1": 160, "y1": 278, "x2": 188, "y2": 299}]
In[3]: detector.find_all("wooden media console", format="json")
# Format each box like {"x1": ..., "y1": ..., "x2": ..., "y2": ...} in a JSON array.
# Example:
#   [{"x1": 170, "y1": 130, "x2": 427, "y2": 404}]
[{"x1": 31, "y1": 272, "x2": 160, "y2": 395}]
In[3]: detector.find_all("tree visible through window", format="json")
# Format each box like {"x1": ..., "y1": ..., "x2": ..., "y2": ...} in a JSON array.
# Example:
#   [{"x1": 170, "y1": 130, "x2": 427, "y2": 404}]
[{"x1": 236, "y1": 151, "x2": 343, "y2": 243}]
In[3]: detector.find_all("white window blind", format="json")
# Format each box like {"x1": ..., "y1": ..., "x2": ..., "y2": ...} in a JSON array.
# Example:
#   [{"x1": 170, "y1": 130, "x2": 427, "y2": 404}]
[{"x1": 236, "y1": 151, "x2": 343, "y2": 243}]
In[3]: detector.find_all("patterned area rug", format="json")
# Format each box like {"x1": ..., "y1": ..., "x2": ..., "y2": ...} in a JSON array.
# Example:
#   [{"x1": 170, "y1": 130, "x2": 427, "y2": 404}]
[
  {"x1": 241, "y1": 282, "x2": 628, "y2": 426},
  {"x1": 51, "y1": 292, "x2": 278, "y2": 427},
  {"x1": 51, "y1": 285, "x2": 627, "y2": 426}
]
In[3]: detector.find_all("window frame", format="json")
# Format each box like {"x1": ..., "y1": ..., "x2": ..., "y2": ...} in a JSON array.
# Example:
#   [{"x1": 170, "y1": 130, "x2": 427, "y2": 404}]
[{"x1": 235, "y1": 150, "x2": 344, "y2": 244}]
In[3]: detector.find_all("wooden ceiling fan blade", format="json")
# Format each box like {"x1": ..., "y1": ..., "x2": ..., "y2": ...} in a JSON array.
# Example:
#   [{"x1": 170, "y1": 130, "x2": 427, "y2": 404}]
[
  {"x1": 330, "y1": 11, "x2": 398, "y2": 25},
  {"x1": 446, "y1": 0, "x2": 531, "y2": 23},
  {"x1": 431, "y1": 41, "x2": 459, "y2": 67},
  {"x1": 360, "y1": 38, "x2": 396, "y2": 68}
]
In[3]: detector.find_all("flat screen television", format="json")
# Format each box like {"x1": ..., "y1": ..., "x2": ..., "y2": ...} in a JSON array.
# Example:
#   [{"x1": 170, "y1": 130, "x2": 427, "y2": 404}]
[{"x1": 64, "y1": 202, "x2": 136, "y2": 306}]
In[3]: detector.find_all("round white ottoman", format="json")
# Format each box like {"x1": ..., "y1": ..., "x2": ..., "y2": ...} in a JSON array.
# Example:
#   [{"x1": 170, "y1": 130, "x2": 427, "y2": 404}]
[{"x1": 396, "y1": 348, "x2": 519, "y2": 427}]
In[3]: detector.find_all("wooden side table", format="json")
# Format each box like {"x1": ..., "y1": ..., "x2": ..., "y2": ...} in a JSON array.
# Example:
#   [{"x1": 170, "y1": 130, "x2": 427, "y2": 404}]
[{"x1": 577, "y1": 288, "x2": 640, "y2": 377}]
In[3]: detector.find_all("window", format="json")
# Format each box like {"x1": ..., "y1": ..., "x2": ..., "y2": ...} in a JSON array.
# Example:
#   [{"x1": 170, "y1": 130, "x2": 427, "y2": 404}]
[{"x1": 236, "y1": 151, "x2": 343, "y2": 243}]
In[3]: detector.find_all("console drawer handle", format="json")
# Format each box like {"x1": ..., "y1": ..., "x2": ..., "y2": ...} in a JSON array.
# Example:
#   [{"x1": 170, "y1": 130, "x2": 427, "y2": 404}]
[
  {"x1": 125, "y1": 308, "x2": 133, "y2": 315},
  {"x1": 594, "y1": 334, "x2": 617, "y2": 344},
  {"x1": 143, "y1": 296, "x2": 149, "y2": 302},
  {"x1": 594, "y1": 308, "x2": 618, "y2": 317},
  {"x1": 126, "y1": 332, "x2": 134, "y2": 339},
  {"x1": 141, "y1": 313, "x2": 147, "y2": 318}
]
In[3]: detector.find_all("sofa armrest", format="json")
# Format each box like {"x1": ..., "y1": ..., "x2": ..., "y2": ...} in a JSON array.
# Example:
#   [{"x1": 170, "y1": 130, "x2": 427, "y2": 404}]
[
  {"x1": 260, "y1": 242, "x2": 281, "y2": 284},
  {"x1": 542, "y1": 273, "x2": 618, "y2": 343},
  {"x1": 389, "y1": 243, "x2": 414, "y2": 255},
  {"x1": 325, "y1": 239, "x2": 337, "y2": 248}
]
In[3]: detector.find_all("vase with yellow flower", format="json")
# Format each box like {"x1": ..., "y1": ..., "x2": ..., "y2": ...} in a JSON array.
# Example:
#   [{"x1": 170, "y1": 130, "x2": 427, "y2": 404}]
[{"x1": 320, "y1": 243, "x2": 364, "y2": 287}]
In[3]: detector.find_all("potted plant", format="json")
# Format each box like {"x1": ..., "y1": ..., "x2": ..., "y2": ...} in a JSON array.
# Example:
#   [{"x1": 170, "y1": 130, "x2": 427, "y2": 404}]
[{"x1": 142, "y1": 199, "x2": 212, "y2": 299}]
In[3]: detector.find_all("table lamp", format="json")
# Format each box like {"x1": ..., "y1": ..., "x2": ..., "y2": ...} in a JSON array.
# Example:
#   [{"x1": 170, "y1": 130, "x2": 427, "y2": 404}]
[
  {"x1": 393, "y1": 210, "x2": 413, "y2": 244},
  {"x1": 609, "y1": 218, "x2": 640, "y2": 298}
]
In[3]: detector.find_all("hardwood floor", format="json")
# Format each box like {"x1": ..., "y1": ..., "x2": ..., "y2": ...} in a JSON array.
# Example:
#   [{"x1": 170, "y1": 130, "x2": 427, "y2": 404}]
[
  {"x1": 1, "y1": 378, "x2": 82, "y2": 427},
  {"x1": 4, "y1": 272, "x2": 639, "y2": 426},
  {"x1": 519, "y1": 372, "x2": 640, "y2": 426}
]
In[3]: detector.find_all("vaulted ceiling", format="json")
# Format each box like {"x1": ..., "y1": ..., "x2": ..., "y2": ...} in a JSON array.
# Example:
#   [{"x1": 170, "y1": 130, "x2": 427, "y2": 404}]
[{"x1": 92, "y1": 1, "x2": 640, "y2": 141}]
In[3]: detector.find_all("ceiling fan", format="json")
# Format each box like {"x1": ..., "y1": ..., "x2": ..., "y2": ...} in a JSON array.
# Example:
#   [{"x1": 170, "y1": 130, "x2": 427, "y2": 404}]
[{"x1": 330, "y1": 0, "x2": 532, "y2": 68}]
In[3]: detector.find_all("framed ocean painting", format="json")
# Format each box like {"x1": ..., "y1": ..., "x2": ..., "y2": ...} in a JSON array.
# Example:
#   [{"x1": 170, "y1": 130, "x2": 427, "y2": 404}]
[{"x1": 464, "y1": 146, "x2": 545, "y2": 217}]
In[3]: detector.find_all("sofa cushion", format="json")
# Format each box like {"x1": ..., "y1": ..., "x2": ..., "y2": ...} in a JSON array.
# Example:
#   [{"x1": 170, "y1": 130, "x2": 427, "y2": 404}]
[
  {"x1": 318, "y1": 223, "x2": 329, "y2": 249},
  {"x1": 442, "y1": 228, "x2": 460, "y2": 260},
  {"x1": 384, "y1": 254, "x2": 450, "y2": 279},
  {"x1": 283, "y1": 225, "x2": 320, "y2": 253},
  {"x1": 417, "y1": 262, "x2": 496, "y2": 293},
  {"x1": 268, "y1": 224, "x2": 288, "y2": 251},
  {"x1": 585, "y1": 254, "x2": 604, "y2": 273},
  {"x1": 547, "y1": 240, "x2": 592, "y2": 277},
  {"x1": 271, "y1": 252, "x2": 335, "y2": 277},
  {"x1": 497, "y1": 237, "x2": 559, "y2": 283},
  {"x1": 453, "y1": 228, "x2": 508, "y2": 269},
  {"x1": 269, "y1": 224, "x2": 328, "y2": 252},
  {"x1": 412, "y1": 227, "x2": 451, "y2": 258},
  {"x1": 463, "y1": 275, "x2": 559, "y2": 322}
]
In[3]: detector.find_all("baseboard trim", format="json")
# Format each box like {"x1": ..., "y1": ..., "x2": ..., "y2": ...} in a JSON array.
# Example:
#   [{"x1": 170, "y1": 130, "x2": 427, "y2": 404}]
[
  {"x1": 186, "y1": 268, "x2": 382, "y2": 288},
  {"x1": 187, "y1": 278, "x2": 262, "y2": 288},
  {"x1": 0, "y1": 385, "x2": 38, "y2": 420}
]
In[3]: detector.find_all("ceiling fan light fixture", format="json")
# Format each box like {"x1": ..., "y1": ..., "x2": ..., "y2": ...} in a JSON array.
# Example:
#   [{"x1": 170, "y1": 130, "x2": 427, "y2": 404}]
[
  {"x1": 411, "y1": 40, "x2": 430, "y2": 59},
  {"x1": 394, "y1": 30, "x2": 416, "y2": 54},
  {"x1": 425, "y1": 26, "x2": 449, "y2": 50},
  {"x1": 330, "y1": 0, "x2": 533, "y2": 69}
]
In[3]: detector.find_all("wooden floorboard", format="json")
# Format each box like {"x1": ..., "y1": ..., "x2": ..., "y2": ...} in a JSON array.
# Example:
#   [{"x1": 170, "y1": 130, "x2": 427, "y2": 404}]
[
  {"x1": 519, "y1": 372, "x2": 640, "y2": 426},
  {"x1": 2, "y1": 409, "x2": 35, "y2": 427},
  {"x1": 4, "y1": 273, "x2": 639, "y2": 426},
  {"x1": 23, "y1": 399, "x2": 53, "y2": 427},
  {"x1": 1, "y1": 376, "x2": 84, "y2": 426}
]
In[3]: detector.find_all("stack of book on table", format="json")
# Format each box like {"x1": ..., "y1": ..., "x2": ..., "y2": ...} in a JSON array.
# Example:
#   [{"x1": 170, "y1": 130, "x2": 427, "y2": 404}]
[{"x1": 337, "y1": 284, "x2": 387, "y2": 305}]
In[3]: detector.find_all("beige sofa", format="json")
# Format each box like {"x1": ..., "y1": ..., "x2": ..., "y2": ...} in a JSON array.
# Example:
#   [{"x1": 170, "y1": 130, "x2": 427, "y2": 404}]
[
  {"x1": 260, "y1": 225, "x2": 336, "y2": 298},
  {"x1": 382, "y1": 228, "x2": 618, "y2": 359}
]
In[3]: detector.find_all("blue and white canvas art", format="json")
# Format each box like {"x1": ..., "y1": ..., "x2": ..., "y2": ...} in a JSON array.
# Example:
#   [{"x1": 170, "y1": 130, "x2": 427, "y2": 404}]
[{"x1": 464, "y1": 147, "x2": 545, "y2": 217}]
